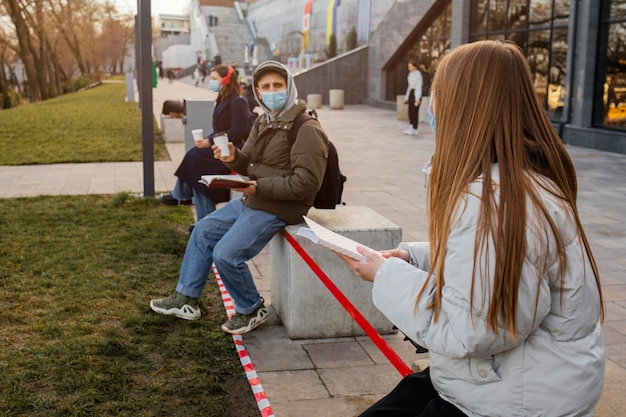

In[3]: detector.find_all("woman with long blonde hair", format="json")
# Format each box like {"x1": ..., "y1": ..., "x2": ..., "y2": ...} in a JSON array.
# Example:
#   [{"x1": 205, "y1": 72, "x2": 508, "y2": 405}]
[{"x1": 340, "y1": 40, "x2": 605, "y2": 417}]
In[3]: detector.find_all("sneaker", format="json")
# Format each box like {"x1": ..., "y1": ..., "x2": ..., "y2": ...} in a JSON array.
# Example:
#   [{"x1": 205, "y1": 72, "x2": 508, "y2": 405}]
[
  {"x1": 403, "y1": 127, "x2": 417, "y2": 135},
  {"x1": 160, "y1": 194, "x2": 192, "y2": 206},
  {"x1": 150, "y1": 291, "x2": 201, "y2": 320},
  {"x1": 221, "y1": 301, "x2": 269, "y2": 334}
]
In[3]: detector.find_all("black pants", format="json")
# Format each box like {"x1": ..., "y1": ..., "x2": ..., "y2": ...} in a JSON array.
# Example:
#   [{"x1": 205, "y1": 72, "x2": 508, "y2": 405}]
[
  {"x1": 358, "y1": 368, "x2": 467, "y2": 417},
  {"x1": 408, "y1": 89, "x2": 421, "y2": 129}
]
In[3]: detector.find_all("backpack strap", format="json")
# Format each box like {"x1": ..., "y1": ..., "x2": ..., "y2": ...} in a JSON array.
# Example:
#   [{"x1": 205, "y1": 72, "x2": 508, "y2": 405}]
[{"x1": 287, "y1": 109, "x2": 318, "y2": 145}]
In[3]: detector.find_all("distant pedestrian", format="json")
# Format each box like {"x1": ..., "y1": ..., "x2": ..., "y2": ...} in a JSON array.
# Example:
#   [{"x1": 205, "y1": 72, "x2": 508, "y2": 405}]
[
  {"x1": 159, "y1": 65, "x2": 254, "y2": 220},
  {"x1": 403, "y1": 59, "x2": 423, "y2": 136}
]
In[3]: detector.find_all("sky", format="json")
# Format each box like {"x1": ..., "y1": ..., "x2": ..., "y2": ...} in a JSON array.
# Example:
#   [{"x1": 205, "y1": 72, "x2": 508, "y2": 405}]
[{"x1": 111, "y1": 0, "x2": 190, "y2": 17}]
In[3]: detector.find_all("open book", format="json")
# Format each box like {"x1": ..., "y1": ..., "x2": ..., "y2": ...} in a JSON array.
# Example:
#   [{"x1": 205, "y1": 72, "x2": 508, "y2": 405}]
[
  {"x1": 296, "y1": 216, "x2": 368, "y2": 261},
  {"x1": 199, "y1": 174, "x2": 256, "y2": 189}
]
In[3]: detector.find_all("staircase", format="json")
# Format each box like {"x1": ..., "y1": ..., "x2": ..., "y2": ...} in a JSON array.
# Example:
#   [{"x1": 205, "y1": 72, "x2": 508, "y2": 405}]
[{"x1": 199, "y1": 5, "x2": 272, "y2": 78}]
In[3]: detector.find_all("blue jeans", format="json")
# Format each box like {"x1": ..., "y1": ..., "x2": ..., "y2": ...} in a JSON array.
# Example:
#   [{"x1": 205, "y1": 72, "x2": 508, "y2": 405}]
[
  {"x1": 175, "y1": 198, "x2": 287, "y2": 314},
  {"x1": 171, "y1": 179, "x2": 216, "y2": 221}
]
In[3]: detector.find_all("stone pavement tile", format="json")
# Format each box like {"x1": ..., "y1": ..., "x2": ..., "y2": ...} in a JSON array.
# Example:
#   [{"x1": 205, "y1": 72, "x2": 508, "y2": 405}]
[
  {"x1": 600, "y1": 260, "x2": 626, "y2": 286},
  {"x1": 242, "y1": 325, "x2": 313, "y2": 372},
  {"x1": 318, "y1": 363, "x2": 401, "y2": 397},
  {"x1": 605, "y1": 319, "x2": 626, "y2": 336},
  {"x1": 257, "y1": 369, "x2": 328, "y2": 401},
  {"x1": 268, "y1": 395, "x2": 378, "y2": 417},
  {"x1": 602, "y1": 324, "x2": 626, "y2": 345},
  {"x1": 595, "y1": 360, "x2": 626, "y2": 417},
  {"x1": 303, "y1": 340, "x2": 375, "y2": 368},
  {"x1": 356, "y1": 334, "x2": 429, "y2": 367},
  {"x1": 605, "y1": 344, "x2": 626, "y2": 369},
  {"x1": 605, "y1": 303, "x2": 626, "y2": 322},
  {"x1": 601, "y1": 285, "x2": 626, "y2": 303}
]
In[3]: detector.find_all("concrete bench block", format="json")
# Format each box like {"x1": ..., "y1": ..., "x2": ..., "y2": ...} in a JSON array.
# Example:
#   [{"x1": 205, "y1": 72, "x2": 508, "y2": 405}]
[
  {"x1": 270, "y1": 206, "x2": 401, "y2": 339},
  {"x1": 396, "y1": 95, "x2": 409, "y2": 121},
  {"x1": 307, "y1": 93, "x2": 322, "y2": 109},
  {"x1": 329, "y1": 89, "x2": 344, "y2": 110},
  {"x1": 160, "y1": 115, "x2": 184, "y2": 143}
]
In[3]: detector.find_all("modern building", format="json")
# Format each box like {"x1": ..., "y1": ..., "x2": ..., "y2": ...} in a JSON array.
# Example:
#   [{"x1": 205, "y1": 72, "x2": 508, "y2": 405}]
[
  {"x1": 184, "y1": 0, "x2": 626, "y2": 155},
  {"x1": 157, "y1": 14, "x2": 190, "y2": 38}
]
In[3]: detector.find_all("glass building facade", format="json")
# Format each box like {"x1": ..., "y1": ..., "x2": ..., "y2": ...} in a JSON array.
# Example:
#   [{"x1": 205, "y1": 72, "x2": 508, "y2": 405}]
[
  {"x1": 469, "y1": 0, "x2": 570, "y2": 121},
  {"x1": 381, "y1": 0, "x2": 626, "y2": 153},
  {"x1": 597, "y1": 0, "x2": 626, "y2": 130}
]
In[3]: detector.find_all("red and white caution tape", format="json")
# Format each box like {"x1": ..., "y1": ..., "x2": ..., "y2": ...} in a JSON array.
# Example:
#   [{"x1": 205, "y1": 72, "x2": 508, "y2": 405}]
[{"x1": 213, "y1": 264, "x2": 275, "y2": 417}]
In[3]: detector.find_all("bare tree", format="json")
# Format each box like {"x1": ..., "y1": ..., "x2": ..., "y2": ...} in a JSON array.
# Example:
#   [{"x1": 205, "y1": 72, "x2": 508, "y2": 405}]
[{"x1": 2, "y1": 0, "x2": 42, "y2": 101}]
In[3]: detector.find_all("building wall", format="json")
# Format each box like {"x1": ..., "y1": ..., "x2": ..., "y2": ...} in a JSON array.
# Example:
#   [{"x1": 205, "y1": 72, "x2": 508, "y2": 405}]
[
  {"x1": 245, "y1": 0, "x2": 393, "y2": 64},
  {"x1": 294, "y1": 45, "x2": 368, "y2": 105},
  {"x1": 363, "y1": 0, "x2": 435, "y2": 108}
]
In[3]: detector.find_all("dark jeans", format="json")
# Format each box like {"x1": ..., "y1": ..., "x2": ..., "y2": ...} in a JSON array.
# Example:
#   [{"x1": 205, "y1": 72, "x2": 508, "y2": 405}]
[
  {"x1": 359, "y1": 368, "x2": 467, "y2": 417},
  {"x1": 408, "y1": 89, "x2": 421, "y2": 129}
]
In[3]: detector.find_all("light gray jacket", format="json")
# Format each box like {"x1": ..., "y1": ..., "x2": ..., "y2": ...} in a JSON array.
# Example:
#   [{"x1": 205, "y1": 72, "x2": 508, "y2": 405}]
[{"x1": 373, "y1": 165, "x2": 604, "y2": 416}]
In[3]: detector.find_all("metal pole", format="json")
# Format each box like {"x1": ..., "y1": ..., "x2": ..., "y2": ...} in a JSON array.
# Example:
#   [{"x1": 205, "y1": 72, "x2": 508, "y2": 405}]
[
  {"x1": 138, "y1": 0, "x2": 155, "y2": 197},
  {"x1": 135, "y1": 13, "x2": 141, "y2": 109}
]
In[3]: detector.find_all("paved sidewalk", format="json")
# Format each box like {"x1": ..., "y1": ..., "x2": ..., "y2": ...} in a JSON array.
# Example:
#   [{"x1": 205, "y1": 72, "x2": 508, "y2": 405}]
[{"x1": 2, "y1": 79, "x2": 625, "y2": 416}]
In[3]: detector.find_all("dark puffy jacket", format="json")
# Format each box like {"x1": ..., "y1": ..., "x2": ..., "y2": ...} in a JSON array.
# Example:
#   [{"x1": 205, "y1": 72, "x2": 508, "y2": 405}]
[{"x1": 225, "y1": 100, "x2": 328, "y2": 224}]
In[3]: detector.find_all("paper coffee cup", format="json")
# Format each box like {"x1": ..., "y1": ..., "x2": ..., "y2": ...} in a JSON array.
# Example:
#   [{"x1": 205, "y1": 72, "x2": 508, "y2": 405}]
[
  {"x1": 191, "y1": 129, "x2": 204, "y2": 141},
  {"x1": 213, "y1": 133, "x2": 230, "y2": 156}
]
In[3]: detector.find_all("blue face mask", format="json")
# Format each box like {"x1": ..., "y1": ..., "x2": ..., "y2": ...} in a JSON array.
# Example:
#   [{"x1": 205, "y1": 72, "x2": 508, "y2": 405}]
[
  {"x1": 427, "y1": 101, "x2": 436, "y2": 134},
  {"x1": 209, "y1": 79, "x2": 222, "y2": 92},
  {"x1": 261, "y1": 90, "x2": 288, "y2": 112}
]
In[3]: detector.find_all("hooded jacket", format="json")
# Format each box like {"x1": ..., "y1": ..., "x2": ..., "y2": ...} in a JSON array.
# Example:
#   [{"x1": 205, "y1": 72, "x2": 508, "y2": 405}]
[
  {"x1": 225, "y1": 61, "x2": 329, "y2": 224},
  {"x1": 372, "y1": 165, "x2": 604, "y2": 416}
]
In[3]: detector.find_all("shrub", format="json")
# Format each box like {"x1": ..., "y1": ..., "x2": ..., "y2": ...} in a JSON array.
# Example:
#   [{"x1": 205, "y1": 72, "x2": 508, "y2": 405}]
[
  {"x1": 346, "y1": 25, "x2": 357, "y2": 51},
  {"x1": 326, "y1": 33, "x2": 337, "y2": 59}
]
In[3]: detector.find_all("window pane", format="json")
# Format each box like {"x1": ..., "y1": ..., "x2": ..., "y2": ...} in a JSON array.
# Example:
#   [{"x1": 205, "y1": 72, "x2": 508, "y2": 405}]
[
  {"x1": 603, "y1": 21, "x2": 626, "y2": 127},
  {"x1": 529, "y1": 0, "x2": 552, "y2": 27},
  {"x1": 554, "y1": 0, "x2": 570, "y2": 18},
  {"x1": 489, "y1": 0, "x2": 507, "y2": 32},
  {"x1": 548, "y1": 28, "x2": 568, "y2": 120},
  {"x1": 508, "y1": 0, "x2": 528, "y2": 30},
  {"x1": 611, "y1": 0, "x2": 626, "y2": 20},
  {"x1": 527, "y1": 30, "x2": 551, "y2": 107},
  {"x1": 474, "y1": 0, "x2": 488, "y2": 33}
]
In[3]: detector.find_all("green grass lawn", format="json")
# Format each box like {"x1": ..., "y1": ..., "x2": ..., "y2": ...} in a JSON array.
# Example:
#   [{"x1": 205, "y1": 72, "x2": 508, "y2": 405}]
[
  {"x1": 0, "y1": 194, "x2": 259, "y2": 416},
  {"x1": 0, "y1": 82, "x2": 168, "y2": 166}
]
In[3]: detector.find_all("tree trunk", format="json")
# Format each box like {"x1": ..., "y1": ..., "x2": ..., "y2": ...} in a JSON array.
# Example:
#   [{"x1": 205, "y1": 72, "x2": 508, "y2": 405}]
[{"x1": 2, "y1": 0, "x2": 42, "y2": 101}]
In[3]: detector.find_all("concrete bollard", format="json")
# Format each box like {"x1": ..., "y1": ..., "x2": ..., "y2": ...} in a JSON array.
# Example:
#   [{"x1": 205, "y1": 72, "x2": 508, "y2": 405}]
[
  {"x1": 307, "y1": 94, "x2": 323, "y2": 109},
  {"x1": 397, "y1": 95, "x2": 409, "y2": 121},
  {"x1": 329, "y1": 89, "x2": 344, "y2": 110}
]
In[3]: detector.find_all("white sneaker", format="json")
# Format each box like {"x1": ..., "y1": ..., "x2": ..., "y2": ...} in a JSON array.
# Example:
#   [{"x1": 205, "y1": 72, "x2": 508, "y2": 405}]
[{"x1": 403, "y1": 127, "x2": 416, "y2": 135}]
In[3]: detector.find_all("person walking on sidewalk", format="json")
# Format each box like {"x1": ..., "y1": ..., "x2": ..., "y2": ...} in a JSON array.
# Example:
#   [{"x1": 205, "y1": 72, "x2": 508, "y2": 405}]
[
  {"x1": 150, "y1": 61, "x2": 329, "y2": 334},
  {"x1": 403, "y1": 59, "x2": 423, "y2": 136},
  {"x1": 339, "y1": 41, "x2": 605, "y2": 417},
  {"x1": 160, "y1": 65, "x2": 253, "y2": 221}
]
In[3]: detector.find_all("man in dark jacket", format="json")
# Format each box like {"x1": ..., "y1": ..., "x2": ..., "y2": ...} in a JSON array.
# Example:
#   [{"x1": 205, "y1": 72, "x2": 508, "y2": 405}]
[{"x1": 150, "y1": 61, "x2": 329, "y2": 334}]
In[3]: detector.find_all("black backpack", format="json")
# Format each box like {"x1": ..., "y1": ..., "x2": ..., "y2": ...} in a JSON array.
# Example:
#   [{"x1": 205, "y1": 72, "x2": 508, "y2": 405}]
[{"x1": 288, "y1": 110, "x2": 346, "y2": 209}]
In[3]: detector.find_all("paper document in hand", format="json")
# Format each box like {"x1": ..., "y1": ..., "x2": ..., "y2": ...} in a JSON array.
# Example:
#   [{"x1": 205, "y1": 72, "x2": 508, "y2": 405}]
[
  {"x1": 296, "y1": 216, "x2": 367, "y2": 261},
  {"x1": 199, "y1": 174, "x2": 256, "y2": 189}
]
